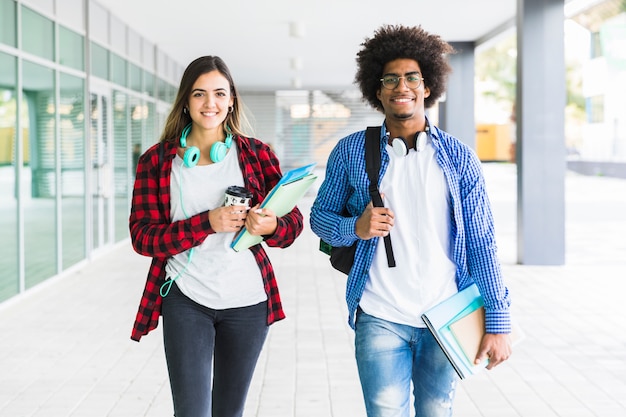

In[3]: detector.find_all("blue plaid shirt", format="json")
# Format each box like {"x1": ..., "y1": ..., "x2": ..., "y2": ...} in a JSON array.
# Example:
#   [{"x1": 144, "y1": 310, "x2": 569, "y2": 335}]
[{"x1": 310, "y1": 121, "x2": 511, "y2": 334}]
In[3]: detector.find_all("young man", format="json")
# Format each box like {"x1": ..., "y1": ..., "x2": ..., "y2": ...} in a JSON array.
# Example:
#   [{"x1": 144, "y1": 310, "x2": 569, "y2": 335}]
[{"x1": 310, "y1": 25, "x2": 512, "y2": 417}]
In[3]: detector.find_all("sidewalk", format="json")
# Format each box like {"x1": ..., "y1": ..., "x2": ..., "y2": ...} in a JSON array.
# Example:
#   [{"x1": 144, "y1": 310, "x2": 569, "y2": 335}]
[{"x1": 1, "y1": 163, "x2": 625, "y2": 417}]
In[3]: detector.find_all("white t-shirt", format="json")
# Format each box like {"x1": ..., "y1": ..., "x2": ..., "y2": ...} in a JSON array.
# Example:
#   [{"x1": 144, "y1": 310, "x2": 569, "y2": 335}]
[
  {"x1": 165, "y1": 145, "x2": 267, "y2": 309},
  {"x1": 359, "y1": 139, "x2": 458, "y2": 327}
]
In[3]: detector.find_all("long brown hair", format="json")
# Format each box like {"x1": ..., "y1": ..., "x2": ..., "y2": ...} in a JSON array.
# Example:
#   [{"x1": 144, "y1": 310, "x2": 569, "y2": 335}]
[{"x1": 159, "y1": 56, "x2": 251, "y2": 143}]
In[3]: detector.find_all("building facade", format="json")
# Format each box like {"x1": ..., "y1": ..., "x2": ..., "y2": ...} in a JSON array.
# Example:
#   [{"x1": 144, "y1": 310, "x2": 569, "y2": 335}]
[
  {"x1": 0, "y1": 0, "x2": 183, "y2": 302},
  {"x1": 0, "y1": 0, "x2": 384, "y2": 304}
]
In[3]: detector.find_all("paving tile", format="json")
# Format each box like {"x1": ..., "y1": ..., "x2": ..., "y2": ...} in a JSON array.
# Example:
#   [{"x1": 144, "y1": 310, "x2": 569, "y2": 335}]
[{"x1": 0, "y1": 164, "x2": 624, "y2": 417}]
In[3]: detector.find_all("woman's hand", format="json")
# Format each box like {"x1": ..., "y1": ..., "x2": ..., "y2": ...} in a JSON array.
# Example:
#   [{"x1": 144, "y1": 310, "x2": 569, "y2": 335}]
[
  {"x1": 209, "y1": 205, "x2": 248, "y2": 233},
  {"x1": 244, "y1": 204, "x2": 278, "y2": 236}
]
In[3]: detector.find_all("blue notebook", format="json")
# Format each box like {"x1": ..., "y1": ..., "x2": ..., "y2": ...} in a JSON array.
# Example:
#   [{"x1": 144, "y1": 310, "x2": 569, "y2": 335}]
[
  {"x1": 421, "y1": 284, "x2": 489, "y2": 379},
  {"x1": 422, "y1": 284, "x2": 523, "y2": 379},
  {"x1": 231, "y1": 163, "x2": 317, "y2": 252}
]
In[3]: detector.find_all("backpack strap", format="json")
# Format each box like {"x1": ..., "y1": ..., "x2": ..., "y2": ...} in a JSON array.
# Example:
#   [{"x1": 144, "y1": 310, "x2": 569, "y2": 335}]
[{"x1": 365, "y1": 126, "x2": 396, "y2": 268}]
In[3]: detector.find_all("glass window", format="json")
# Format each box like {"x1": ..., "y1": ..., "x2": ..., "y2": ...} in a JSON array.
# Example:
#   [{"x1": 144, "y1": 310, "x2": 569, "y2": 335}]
[
  {"x1": 22, "y1": 60, "x2": 57, "y2": 288},
  {"x1": 144, "y1": 70, "x2": 155, "y2": 97},
  {"x1": 0, "y1": 0, "x2": 16, "y2": 47},
  {"x1": 591, "y1": 31, "x2": 602, "y2": 59},
  {"x1": 21, "y1": 5, "x2": 54, "y2": 62},
  {"x1": 0, "y1": 52, "x2": 18, "y2": 301},
  {"x1": 163, "y1": 55, "x2": 172, "y2": 80},
  {"x1": 111, "y1": 52, "x2": 127, "y2": 87},
  {"x1": 90, "y1": 42, "x2": 109, "y2": 80},
  {"x1": 60, "y1": 73, "x2": 86, "y2": 269},
  {"x1": 168, "y1": 83, "x2": 177, "y2": 104},
  {"x1": 588, "y1": 95, "x2": 604, "y2": 123},
  {"x1": 130, "y1": 95, "x2": 143, "y2": 156},
  {"x1": 59, "y1": 26, "x2": 84, "y2": 71},
  {"x1": 90, "y1": 93, "x2": 111, "y2": 250},
  {"x1": 112, "y1": 90, "x2": 129, "y2": 242},
  {"x1": 144, "y1": 101, "x2": 156, "y2": 151},
  {"x1": 157, "y1": 77, "x2": 168, "y2": 102},
  {"x1": 130, "y1": 63, "x2": 142, "y2": 92}
]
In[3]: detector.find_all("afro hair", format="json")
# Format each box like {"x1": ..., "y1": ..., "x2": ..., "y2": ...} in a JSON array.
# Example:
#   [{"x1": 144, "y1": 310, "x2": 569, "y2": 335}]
[{"x1": 355, "y1": 24, "x2": 455, "y2": 112}]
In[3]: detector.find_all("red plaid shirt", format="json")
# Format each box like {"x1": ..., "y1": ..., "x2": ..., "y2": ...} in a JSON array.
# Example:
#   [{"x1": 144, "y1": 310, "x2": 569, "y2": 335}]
[{"x1": 129, "y1": 135, "x2": 303, "y2": 341}]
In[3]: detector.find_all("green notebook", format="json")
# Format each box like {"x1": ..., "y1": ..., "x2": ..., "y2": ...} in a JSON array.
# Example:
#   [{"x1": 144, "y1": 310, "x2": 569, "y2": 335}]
[{"x1": 231, "y1": 164, "x2": 317, "y2": 252}]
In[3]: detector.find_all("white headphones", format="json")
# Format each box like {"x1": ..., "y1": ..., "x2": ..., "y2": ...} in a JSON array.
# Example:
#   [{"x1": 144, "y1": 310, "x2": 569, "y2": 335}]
[{"x1": 389, "y1": 121, "x2": 430, "y2": 157}]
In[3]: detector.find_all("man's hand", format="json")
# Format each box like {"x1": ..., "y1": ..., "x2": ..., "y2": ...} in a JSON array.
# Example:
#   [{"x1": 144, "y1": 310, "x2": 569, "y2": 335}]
[
  {"x1": 475, "y1": 333, "x2": 512, "y2": 370},
  {"x1": 355, "y1": 198, "x2": 394, "y2": 240}
]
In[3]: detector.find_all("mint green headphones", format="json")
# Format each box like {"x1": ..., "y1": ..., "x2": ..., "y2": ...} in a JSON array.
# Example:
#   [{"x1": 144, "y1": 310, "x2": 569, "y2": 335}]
[{"x1": 179, "y1": 123, "x2": 233, "y2": 167}]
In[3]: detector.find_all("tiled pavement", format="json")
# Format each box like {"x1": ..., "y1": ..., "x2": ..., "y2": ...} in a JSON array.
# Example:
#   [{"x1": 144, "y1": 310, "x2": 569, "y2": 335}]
[{"x1": 1, "y1": 163, "x2": 625, "y2": 417}]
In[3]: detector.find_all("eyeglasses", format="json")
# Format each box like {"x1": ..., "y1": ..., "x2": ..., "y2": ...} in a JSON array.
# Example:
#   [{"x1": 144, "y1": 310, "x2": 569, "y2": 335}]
[{"x1": 380, "y1": 74, "x2": 424, "y2": 90}]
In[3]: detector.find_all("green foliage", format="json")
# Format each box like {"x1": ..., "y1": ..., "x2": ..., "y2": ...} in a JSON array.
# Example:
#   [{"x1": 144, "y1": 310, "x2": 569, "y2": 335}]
[
  {"x1": 476, "y1": 34, "x2": 517, "y2": 106},
  {"x1": 476, "y1": 29, "x2": 588, "y2": 123},
  {"x1": 566, "y1": 61, "x2": 586, "y2": 113}
]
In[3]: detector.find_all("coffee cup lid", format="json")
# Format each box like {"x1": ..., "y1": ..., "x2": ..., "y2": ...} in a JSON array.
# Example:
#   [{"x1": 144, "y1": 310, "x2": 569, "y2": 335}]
[{"x1": 226, "y1": 185, "x2": 252, "y2": 198}]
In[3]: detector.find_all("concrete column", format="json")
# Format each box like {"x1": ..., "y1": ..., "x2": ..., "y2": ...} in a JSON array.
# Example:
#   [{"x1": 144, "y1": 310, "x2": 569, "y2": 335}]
[
  {"x1": 516, "y1": 0, "x2": 566, "y2": 264},
  {"x1": 439, "y1": 42, "x2": 476, "y2": 149}
]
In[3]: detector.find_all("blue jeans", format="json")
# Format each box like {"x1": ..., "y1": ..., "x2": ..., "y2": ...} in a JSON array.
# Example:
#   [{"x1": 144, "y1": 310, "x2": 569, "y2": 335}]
[
  {"x1": 355, "y1": 309, "x2": 458, "y2": 417},
  {"x1": 161, "y1": 283, "x2": 268, "y2": 417}
]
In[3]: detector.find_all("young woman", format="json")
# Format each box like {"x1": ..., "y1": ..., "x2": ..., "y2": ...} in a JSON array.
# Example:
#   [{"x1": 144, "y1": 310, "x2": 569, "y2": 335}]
[{"x1": 129, "y1": 55, "x2": 303, "y2": 417}]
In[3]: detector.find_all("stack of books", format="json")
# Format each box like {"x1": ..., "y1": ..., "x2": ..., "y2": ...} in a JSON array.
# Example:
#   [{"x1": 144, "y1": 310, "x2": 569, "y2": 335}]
[{"x1": 421, "y1": 284, "x2": 523, "y2": 379}]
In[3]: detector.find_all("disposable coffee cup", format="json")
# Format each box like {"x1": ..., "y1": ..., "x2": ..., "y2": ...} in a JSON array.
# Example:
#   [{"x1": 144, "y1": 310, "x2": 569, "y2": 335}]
[{"x1": 224, "y1": 186, "x2": 252, "y2": 210}]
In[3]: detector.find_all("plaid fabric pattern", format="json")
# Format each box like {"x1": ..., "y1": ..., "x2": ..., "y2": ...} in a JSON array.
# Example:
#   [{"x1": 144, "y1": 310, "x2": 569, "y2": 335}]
[
  {"x1": 310, "y1": 121, "x2": 511, "y2": 334},
  {"x1": 129, "y1": 136, "x2": 303, "y2": 341}
]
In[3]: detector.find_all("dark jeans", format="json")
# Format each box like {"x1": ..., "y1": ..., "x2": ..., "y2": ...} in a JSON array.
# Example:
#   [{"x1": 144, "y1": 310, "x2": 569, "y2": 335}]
[{"x1": 161, "y1": 283, "x2": 269, "y2": 417}]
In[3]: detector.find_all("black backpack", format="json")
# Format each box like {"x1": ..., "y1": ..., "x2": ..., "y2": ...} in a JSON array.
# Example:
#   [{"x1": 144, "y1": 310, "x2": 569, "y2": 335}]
[{"x1": 319, "y1": 126, "x2": 396, "y2": 274}]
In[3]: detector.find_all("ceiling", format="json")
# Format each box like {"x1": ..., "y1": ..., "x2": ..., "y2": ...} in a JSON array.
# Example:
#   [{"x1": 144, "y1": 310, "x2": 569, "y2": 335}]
[{"x1": 96, "y1": 0, "x2": 521, "y2": 92}]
